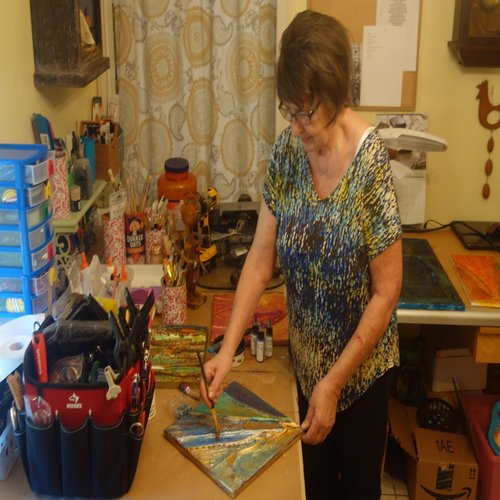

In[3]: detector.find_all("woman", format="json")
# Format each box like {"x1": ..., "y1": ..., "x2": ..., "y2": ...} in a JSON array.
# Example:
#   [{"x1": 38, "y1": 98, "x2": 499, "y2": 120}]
[{"x1": 203, "y1": 10, "x2": 402, "y2": 500}]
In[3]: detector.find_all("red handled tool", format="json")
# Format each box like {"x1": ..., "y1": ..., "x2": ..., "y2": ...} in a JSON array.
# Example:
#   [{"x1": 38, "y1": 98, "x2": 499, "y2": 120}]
[{"x1": 32, "y1": 332, "x2": 48, "y2": 383}]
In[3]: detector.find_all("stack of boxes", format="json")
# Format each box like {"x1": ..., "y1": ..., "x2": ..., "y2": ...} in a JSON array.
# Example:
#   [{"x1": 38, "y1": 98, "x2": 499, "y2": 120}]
[{"x1": 0, "y1": 144, "x2": 55, "y2": 323}]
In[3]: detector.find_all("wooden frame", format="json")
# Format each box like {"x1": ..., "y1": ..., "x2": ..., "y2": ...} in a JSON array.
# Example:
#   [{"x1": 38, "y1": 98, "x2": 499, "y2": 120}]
[{"x1": 448, "y1": 0, "x2": 500, "y2": 67}]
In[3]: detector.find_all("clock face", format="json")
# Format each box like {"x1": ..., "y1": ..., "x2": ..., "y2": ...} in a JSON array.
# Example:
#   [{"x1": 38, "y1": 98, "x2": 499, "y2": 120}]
[{"x1": 468, "y1": 0, "x2": 500, "y2": 38}]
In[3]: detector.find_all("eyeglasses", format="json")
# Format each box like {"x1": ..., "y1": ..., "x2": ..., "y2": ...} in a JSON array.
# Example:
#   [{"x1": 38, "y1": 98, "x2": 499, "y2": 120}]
[{"x1": 278, "y1": 101, "x2": 321, "y2": 127}]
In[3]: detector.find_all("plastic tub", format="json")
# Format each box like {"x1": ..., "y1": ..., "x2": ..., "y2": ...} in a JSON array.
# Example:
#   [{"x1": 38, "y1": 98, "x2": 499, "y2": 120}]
[{"x1": 461, "y1": 394, "x2": 500, "y2": 500}]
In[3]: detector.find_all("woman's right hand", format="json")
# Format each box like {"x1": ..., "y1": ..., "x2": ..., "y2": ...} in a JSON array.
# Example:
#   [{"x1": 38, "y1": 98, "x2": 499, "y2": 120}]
[{"x1": 199, "y1": 350, "x2": 234, "y2": 405}]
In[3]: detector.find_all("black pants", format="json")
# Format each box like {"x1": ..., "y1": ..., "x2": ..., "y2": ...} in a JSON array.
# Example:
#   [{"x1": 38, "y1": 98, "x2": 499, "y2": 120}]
[{"x1": 298, "y1": 368, "x2": 396, "y2": 500}]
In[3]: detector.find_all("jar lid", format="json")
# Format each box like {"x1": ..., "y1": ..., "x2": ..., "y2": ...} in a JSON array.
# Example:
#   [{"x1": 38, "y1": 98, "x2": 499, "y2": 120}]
[{"x1": 164, "y1": 157, "x2": 189, "y2": 174}]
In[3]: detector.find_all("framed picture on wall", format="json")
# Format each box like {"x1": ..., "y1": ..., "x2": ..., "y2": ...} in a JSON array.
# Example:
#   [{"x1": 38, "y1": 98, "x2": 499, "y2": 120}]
[{"x1": 449, "y1": 0, "x2": 500, "y2": 66}]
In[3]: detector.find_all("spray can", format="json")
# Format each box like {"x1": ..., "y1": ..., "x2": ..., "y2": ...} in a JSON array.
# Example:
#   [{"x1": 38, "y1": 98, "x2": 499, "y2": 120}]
[{"x1": 265, "y1": 319, "x2": 273, "y2": 358}]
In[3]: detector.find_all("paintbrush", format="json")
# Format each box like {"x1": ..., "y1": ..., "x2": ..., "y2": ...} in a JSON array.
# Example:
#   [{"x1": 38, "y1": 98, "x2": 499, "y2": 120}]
[
  {"x1": 178, "y1": 381, "x2": 200, "y2": 401},
  {"x1": 196, "y1": 351, "x2": 221, "y2": 439}
]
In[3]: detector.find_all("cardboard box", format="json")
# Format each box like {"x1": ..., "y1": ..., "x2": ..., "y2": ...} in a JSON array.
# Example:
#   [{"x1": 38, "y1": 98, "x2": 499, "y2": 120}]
[
  {"x1": 473, "y1": 326, "x2": 500, "y2": 363},
  {"x1": 423, "y1": 327, "x2": 487, "y2": 392},
  {"x1": 80, "y1": 121, "x2": 123, "y2": 180},
  {"x1": 461, "y1": 394, "x2": 500, "y2": 500},
  {"x1": 389, "y1": 398, "x2": 478, "y2": 500}
]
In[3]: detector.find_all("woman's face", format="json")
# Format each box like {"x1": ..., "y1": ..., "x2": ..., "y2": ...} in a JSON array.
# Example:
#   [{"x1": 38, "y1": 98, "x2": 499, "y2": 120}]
[{"x1": 282, "y1": 100, "x2": 335, "y2": 152}]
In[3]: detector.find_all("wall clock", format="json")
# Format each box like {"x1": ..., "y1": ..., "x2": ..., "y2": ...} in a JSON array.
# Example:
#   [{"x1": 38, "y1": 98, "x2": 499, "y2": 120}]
[{"x1": 449, "y1": 0, "x2": 500, "y2": 66}]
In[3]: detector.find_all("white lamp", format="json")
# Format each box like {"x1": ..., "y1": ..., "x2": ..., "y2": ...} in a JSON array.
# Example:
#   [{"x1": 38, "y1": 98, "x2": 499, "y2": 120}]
[{"x1": 378, "y1": 127, "x2": 448, "y2": 152}]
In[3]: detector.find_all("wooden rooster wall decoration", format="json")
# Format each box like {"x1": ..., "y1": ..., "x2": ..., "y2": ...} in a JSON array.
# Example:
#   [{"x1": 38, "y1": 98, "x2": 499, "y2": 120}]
[{"x1": 477, "y1": 80, "x2": 500, "y2": 199}]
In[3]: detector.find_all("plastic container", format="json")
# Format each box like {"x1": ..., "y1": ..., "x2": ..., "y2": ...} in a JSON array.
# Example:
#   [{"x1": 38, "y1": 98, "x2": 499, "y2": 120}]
[
  {"x1": 0, "y1": 144, "x2": 52, "y2": 185},
  {"x1": 157, "y1": 157, "x2": 197, "y2": 202},
  {"x1": 0, "y1": 180, "x2": 50, "y2": 210},
  {"x1": 461, "y1": 394, "x2": 500, "y2": 500},
  {"x1": 0, "y1": 238, "x2": 53, "y2": 273},
  {"x1": 157, "y1": 157, "x2": 197, "y2": 237},
  {"x1": 25, "y1": 182, "x2": 49, "y2": 206},
  {"x1": 0, "y1": 262, "x2": 52, "y2": 297},
  {"x1": 0, "y1": 200, "x2": 50, "y2": 229},
  {"x1": 0, "y1": 264, "x2": 53, "y2": 321},
  {"x1": 0, "y1": 218, "x2": 52, "y2": 251},
  {"x1": 0, "y1": 289, "x2": 48, "y2": 315},
  {"x1": 0, "y1": 420, "x2": 18, "y2": 480}
]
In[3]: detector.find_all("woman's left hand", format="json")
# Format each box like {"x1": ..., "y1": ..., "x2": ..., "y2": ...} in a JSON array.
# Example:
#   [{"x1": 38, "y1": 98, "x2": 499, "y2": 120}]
[{"x1": 300, "y1": 377, "x2": 339, "y2": 445}]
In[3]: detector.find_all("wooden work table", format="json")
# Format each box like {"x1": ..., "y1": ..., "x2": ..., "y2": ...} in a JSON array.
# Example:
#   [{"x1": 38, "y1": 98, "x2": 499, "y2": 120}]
[
  {"x1": 4, "y1": 228, "x2": 499, "y2": 497},
  {"x1": 5, "y1": 294, "x2": 306, "y2": 500}
]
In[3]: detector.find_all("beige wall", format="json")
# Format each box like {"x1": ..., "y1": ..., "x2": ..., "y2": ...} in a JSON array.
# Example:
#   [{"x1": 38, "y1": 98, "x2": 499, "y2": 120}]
[
  {"x1": 0, "y1": 2, "x2": 97, "y2": 144},
  {"x1": 0, "y1": 1, "x2": 498, "y2": 224},
  {"x1": 278, "y1": 0, "x2": 500, "y2": 224}
]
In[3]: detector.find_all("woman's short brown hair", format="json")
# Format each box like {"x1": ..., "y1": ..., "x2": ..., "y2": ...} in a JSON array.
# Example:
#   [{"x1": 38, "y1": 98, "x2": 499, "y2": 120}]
[{"x1": 277, "y1": 10, "x2": 353, "y2": 112}]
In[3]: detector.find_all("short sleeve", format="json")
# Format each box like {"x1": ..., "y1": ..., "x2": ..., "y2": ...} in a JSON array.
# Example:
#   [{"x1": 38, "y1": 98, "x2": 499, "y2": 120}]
[{"x1": 361, "y1": 134, "x2": 402, "y2": 259}]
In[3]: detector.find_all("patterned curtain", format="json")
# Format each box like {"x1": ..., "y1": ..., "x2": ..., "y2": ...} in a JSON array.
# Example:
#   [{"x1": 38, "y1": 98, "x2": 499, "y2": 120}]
[{"x1": 114, "y1": 0, "x2": 276, "y2": 203}]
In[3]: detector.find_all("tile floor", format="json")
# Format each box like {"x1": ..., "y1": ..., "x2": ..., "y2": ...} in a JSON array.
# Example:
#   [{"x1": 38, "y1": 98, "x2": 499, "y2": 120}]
[
  {"x1": 380, "y1": 438, "x2": 410, "y2": 499},
  {"x1": 381, "y1": 471, "x2": 409, "y2": 499}
]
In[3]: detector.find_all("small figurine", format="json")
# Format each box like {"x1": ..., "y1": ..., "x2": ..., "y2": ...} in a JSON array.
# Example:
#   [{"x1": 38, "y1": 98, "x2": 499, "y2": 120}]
[{"x1": 180, "y1": 193, "x2": 206, "y2": 309}]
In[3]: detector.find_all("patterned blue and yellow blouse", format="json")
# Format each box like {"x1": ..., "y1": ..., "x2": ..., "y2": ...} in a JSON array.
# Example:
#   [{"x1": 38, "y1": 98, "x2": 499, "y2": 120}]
[{"x1": 263, "y1": 126, "x2": 402, "y2": 411}]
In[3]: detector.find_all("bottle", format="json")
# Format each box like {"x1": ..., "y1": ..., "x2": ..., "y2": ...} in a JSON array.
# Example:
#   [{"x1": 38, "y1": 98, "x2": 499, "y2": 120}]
[
  {"x1": 72, "y1": 158, "x2": 93, "y2": 200},
  {"x1": 157, "y1": 157, "x2": 197, "y2": 238},
  {"x1": 265, "y1": 319, "x2": 273, "y2": 358},
  {"x1": 80, "y1": 252, "x2": 91, "y2": 295},
  {"x1": 250, "y1": 318, "x2": 258, "y2": 356},
  {"x1": 70, "y1": 184, "x2": 81, "y2": 212},
  {"x1": 256, "y1": 328, "x2": 265, "y2": 363}
]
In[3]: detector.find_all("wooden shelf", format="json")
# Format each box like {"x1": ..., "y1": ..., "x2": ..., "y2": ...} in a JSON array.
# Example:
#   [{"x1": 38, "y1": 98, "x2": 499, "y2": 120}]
[
  {"x1": 30, "y1": 0, "x2": 110, "y2": 87},
  {"x1": 53, "y1": 179, "x2": 107, "y2": 233}
]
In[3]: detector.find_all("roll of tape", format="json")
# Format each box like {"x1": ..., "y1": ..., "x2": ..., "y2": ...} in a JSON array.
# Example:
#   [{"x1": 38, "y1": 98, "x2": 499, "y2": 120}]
[{"x1": 0, "y1": 334, "x2": 31, "y2": 360}]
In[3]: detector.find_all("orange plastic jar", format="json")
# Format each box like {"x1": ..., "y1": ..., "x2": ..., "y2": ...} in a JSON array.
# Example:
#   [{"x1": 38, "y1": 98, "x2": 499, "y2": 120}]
[
  {"x1": 157, "y1": 157, "x2": 197, "y2": 202},
  {"x1": 157, "y1": 157, "x2": 197, "y2": 238}
]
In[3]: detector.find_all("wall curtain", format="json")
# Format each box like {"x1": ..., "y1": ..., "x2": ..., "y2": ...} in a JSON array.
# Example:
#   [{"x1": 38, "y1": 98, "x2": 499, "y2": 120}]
[{"x1": 114, "y1": 0, "x2": 277, "y2": 203}]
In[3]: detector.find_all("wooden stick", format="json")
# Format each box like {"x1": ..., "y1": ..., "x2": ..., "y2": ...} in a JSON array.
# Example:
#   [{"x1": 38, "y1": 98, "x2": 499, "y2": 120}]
[{"x1": 139, "y1": 174, "x2": 152, "y2": 213}]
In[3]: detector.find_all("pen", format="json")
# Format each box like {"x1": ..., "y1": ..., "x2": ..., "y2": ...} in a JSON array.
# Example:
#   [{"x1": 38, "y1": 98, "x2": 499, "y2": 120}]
[{"x1": 196, "y1": 351, "x2": 221, "y2": 439}]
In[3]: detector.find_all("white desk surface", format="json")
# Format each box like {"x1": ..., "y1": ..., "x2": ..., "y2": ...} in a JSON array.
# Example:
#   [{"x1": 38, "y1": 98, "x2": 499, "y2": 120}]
[{"x1": 398, "y1": 230, "x2": 500, "y2": 327}]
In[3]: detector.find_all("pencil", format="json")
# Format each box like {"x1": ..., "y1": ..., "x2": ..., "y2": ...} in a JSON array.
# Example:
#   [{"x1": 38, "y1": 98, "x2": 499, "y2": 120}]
[{"x1": 196, "y1": 351, "x2": 221, "y2": 439}]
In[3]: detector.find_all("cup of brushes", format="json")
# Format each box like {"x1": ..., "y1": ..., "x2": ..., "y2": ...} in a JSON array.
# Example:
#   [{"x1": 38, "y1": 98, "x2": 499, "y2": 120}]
[{"x1": 161, "y1": 257, "x2": 187, "y2": 325}]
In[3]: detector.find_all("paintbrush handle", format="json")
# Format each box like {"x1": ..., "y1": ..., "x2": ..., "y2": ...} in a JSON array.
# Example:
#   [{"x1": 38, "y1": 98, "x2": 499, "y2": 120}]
[{"x1": 196, "y1": 351, "x2": 212, "y2": 406}]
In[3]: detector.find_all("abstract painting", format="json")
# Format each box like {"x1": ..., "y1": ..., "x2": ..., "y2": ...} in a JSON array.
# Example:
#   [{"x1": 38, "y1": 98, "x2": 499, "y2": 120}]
[
  {"x1": 164, "y1": 381, "x2": 302, "y2": 497},
  {"x1": 399, "y1": 238, "x2": 464, "y2": 310},
  {"x1": 452, "y1": 254, "x2": 500, "y2": 307},
  {"x1": 211, "y1": 293, "x2": 288, "y2": 344},
  {"x1": 149, "y1": 324, "x2": 208, "y2": 388}
]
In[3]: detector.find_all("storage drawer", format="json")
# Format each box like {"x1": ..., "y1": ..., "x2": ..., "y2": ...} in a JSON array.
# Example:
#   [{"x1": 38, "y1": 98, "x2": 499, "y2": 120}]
[
  {"x1": 0, "y1": 147, "x2": 53, "y2": 185},
  {"x1": 0, "y1": 239, "x2": 53, "y2": 272},
  {"x1": 0, "y1": 218, "x2": 53, "y2": 251},
  {"x1": 473, "y1": 326, "x2": 500, "y2": 363},
  {"x1": 0, "y1": 289, "x2": 48, "y2": 315},
  {"x1": 0, "y1": 182, "x2": 48, "y2": 207},
  {"x1": 26, "y1": 181, "x2": 49, "y2": 206},
  {"x1": 0, "y1": 151, "x2": 54, "y2": 185},
  {"x1": 0, "y1": 264, "x2": 52, "y2": 296},
  {"x1": 0, "y1": 199, "x2": 50, "y2": 228}
]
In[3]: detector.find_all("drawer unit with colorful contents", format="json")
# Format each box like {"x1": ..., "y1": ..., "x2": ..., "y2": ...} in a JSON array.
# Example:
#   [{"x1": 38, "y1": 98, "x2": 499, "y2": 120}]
[{"x1": 0, "y1": 143, "x2": 55, "y2": 321}]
